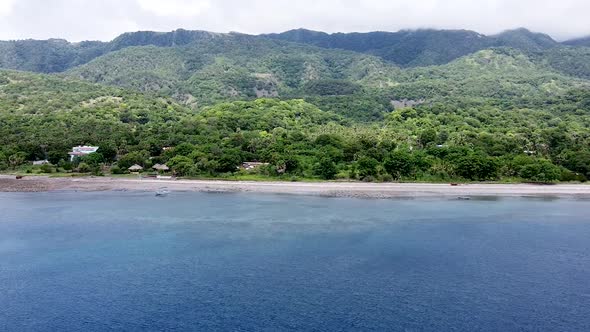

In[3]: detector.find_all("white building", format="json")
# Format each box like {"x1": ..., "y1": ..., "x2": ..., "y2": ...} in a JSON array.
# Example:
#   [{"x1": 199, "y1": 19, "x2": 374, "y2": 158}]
[
  {"x1": 68, "y1": 146, "x2": 99, "y2": 161},
  {"x1": 33, "y1": 160, "x2": 50, "y2": 166}
]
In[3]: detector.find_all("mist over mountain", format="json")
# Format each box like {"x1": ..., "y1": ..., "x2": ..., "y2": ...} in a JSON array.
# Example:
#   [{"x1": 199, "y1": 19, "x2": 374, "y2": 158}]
[{"x1": 563, "y1": 36, "x2": 590, "y2": 48}]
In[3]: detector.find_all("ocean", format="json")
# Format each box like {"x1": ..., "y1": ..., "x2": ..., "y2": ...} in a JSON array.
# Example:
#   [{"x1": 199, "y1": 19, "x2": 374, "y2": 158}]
[{"x1": 1, "y1": 192, "x2": 589, "y2": 331}]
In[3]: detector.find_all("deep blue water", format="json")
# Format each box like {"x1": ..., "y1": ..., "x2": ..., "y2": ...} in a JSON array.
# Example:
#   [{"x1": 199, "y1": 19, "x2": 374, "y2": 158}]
[{"x1": 1, "y1": 192, "x2": 590, "y2": 331}]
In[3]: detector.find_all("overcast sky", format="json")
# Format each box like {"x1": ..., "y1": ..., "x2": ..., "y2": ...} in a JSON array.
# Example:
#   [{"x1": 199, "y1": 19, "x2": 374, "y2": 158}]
[{"x1": 0, "y1": 0, "x2": 588, "y2": 42}]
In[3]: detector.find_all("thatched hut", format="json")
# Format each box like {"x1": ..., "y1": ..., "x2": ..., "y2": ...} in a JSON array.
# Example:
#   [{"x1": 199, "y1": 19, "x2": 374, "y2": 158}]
[
  {"x1": 153, "y1": 164, "x2": 170, "y2": 172},
  {"x1": 128, "y1": 164, "x2": 144, "y2": 172}
]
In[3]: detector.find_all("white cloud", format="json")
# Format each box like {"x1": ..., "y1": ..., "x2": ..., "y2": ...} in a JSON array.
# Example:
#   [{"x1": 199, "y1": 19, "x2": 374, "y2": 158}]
[
  {"x1": 0, "y1": 0, "x2": 16, "y2": 15},
  {"x1": 0, "y1": 0, "x2": 588, "y2": 41},
  {"x1": 137, "y1": 0, "x2": 211, "y2": 17}
]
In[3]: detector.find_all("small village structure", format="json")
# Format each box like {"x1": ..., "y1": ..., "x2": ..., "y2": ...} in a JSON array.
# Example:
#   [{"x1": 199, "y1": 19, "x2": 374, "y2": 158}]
[
  {"x1": 32, "y1": 160, "x2": 50, "y2": 166},
  {"x1": 128, "y1": 164, "x2": 144, "y2": 173},
  {"x1": 152, "y1": 164, "x2": 170, "y2": 172},
  {"x1": 68, "y1": 146, "x2": 99, "y2": 161},
  {"x1": 241, "y1": 162, "x2": 269, "y2": 171}
]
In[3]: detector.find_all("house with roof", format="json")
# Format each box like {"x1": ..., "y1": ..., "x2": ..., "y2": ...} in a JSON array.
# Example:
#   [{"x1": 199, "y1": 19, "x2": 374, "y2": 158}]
[
  {"x1": 153, "y1": 164, "x2": 170, "y2": 172},
  {"x1": 33, "y1": 160, "x2": 50, "y2": 166},
  {"x1": 240, "y1": 162, "x2": 269, "y2": 170},
  {"x1": 128, "y1": 164, "x2": 144, "y2": 173},
  {"x1": 68, "y1": 146, "x2": 99, "y2": 161}
]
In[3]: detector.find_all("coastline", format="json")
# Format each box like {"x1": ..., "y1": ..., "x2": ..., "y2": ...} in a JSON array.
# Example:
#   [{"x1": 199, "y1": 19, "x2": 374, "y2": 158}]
[{"x1": 1, "y1": 175, "x2": 590, "y2": 198}]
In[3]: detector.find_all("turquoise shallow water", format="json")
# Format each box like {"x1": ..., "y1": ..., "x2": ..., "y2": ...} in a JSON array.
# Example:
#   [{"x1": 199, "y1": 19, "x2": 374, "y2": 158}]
[{"x1": 1, "y1": 192, "x2": 590, "y2": 331}]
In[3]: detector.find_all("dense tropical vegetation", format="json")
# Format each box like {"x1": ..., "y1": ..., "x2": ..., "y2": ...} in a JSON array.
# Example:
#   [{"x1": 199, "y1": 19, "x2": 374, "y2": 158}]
[{"x1": 1, "y1": 28, "x2": 589, "y2": 183}]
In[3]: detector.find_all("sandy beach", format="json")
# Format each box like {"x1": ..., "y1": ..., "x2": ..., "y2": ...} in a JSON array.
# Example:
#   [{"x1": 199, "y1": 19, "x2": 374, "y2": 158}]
[{"x1": 1, "y1": 175, "x2": 590, "y2": 198}]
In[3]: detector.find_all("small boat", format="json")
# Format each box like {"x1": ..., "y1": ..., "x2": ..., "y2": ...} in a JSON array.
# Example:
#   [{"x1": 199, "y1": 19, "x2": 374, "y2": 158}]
[
  {"x1": 457, "y1": 196, "x2": 471, "y2": 200},
  {"x1": 155, "y1": 188, "x2": 170, "y2": 197}
]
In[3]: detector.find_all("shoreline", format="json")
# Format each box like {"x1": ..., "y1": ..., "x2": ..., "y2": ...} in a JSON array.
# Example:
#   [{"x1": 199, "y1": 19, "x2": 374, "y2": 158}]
[{"x1": 2, "y1": 175, "x2": 590, "y2": 199}]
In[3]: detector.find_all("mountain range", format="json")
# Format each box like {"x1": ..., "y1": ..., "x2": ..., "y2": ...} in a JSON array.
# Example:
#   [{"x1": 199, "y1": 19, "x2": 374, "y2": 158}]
[
  {"x1": 264, "y1": 27, "x2": 564, "y2": 67},
  {"x1": 0, "y1": 27, "x2": 588, "y2": 73},
  {"x1": 0, "y1": 27, "x2": 589, "y2": 121}
]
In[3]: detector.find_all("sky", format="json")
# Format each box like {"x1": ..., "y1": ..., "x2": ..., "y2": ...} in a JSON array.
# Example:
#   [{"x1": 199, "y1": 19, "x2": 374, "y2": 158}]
[{"x1": 0, "y1": 0, "x2": 588, "y2": 42}]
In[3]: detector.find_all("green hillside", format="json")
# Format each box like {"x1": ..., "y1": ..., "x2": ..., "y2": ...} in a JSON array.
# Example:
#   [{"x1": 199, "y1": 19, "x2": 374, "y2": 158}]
[
  {"x1": 0, "y1": 70, "x2": 193, "y2": 160},
  {"x1": 0, "y1": 29, "x2": 221, "y2": 73},
  {"x1": 0, "y1": 39, "x2": 108, "y2": 73},
  {"x1": 65, "y1": 35, "x2": 401, "y2": 120},
  {"x1": 1, "y1": 69, "x2": 589, "y2": 182},
  {"x1": 391, "y1": 48, "x2": 587, "y2": 100},
  {"x1": 538, "y1": 47, "x2": 590, "y2": 80},
  {"x1": 264, "y1": 28, "x2": 562, "y2": 67},
  {"x1": 65, "y1": 42, "x2": 589, "y2": 119},
  {"x1": 1, "y1": 28, "x2": 590, "y2": 182},
  {"x1": 563, "y1": 36, "x2": 590, "y2": 47},
  {"x1": 0, "y1": 28, "x2": 587, "y2": 74}
]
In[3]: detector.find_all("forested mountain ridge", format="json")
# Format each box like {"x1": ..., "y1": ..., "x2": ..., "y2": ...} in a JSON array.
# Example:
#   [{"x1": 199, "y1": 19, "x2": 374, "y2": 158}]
[
  {"x1": 262, "y1": 28, "x2": 590, "y2": 80},
  {"x1": 63, "y1": 40, "x2": 589, "y2": 119},
  {"x1": 0, "y1": 27, "x2": 588, "y2": 73},
  {"x1": 265, "y1": 28, "x2": 493, "y2": 67},
  {"x1": 493, "y1": 28, "x2": 558, "y2": 51},
  {"x1": 563, "y1": 36, "x2": 590, "y2": 47},
  {"x1": 394, "y1": 48, "x2": 589, "y2": 99},
  {"x1": 0, "y1": 38, "x2": 108, "y2": 73},
  {"x1": 0, "y1": 29, "x2": 226, "y2": 74},
  {"x1": 2, "y1": 29, "x2": 589, "y2": 122},
  {"x1": 64, "y1": 35, "x2": 404, "y2": 120},
  {"x1": 263, "y1": 28, "x2": 563, "y2": 67}
]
